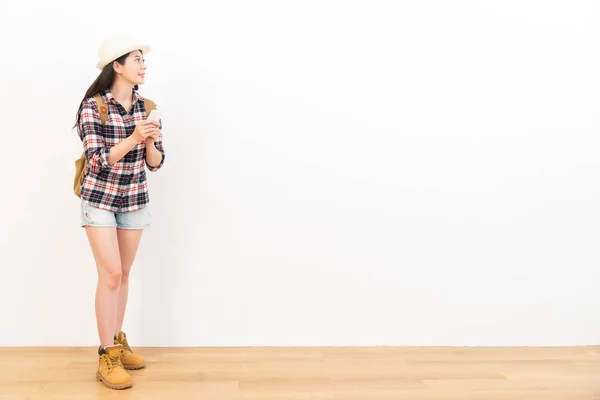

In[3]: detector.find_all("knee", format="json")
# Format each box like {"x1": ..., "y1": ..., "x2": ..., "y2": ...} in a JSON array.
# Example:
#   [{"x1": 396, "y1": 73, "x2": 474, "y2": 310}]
[
  {"x1": 101, "y1": 266, "x2": 122, "y2": 290},
  {"x1": 121, "y1": 268, "x2": 131, "y2": 284}
]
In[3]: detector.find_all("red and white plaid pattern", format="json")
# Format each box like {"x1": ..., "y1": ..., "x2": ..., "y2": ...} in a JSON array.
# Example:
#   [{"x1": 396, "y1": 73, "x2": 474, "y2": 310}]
[{"x1": 77, "y1": 89, "x2": 165, "y2": 213}]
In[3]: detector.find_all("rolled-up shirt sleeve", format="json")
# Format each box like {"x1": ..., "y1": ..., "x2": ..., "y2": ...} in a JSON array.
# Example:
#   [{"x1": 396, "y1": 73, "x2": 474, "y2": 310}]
[{"x1": 78, "y1": 99, "x2": 112, "y2": 173}]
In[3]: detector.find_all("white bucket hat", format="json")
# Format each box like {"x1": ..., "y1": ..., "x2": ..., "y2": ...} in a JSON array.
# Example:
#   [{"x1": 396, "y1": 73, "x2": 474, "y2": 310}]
[{"x1": 96, "y1": 31, "x2": 151, "y2": 70}]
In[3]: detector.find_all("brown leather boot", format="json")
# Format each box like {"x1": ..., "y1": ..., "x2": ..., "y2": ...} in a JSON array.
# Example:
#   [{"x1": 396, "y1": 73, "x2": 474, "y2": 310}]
[
  {"x1": 114, "y1": 331, "x2": 145, "y2": 370},
  {"x1": 96, "y1": 344, "x2": 133, "y2": 390}
]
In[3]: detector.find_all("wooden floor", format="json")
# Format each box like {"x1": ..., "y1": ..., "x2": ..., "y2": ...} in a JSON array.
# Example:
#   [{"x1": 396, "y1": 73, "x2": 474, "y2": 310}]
[{"x1": 1, "y1": 346, "x2": 600, "y2": 399}]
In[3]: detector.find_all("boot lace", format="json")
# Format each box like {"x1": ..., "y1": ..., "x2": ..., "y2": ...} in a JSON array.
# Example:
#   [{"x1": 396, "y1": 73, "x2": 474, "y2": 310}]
[
  {"x1": 120, "y1": 336, "x2": 133, "y2": 353},
  {"x1": 104, "y1": 351, "x2": 124, "y2": 371}
]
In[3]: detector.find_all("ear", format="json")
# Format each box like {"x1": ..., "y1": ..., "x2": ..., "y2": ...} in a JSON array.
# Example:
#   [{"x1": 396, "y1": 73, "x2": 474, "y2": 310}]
[{"x1": 112, "y1": 60, "x2": 122, "y2": 74}]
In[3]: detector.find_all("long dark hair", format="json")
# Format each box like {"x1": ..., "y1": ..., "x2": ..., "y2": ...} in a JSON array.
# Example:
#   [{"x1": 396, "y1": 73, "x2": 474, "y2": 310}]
[{"x1": 73, "y1": 51, "x2": 140, "y2": 130}]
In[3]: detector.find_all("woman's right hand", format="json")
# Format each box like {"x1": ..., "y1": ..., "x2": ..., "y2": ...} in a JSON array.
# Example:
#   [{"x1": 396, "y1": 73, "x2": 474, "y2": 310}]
[{"x1": 131, "y1": 121, "x2": 159, "y2": 143}]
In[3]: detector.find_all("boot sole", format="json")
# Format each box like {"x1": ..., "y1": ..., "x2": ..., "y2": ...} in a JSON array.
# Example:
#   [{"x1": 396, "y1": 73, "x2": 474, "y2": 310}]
[
  {"x1": 124, "y1": 362, "x2": 145, "y2": 370},
  {"x1": 96, "y1": 372, "x2": 133, "y2": 390}
]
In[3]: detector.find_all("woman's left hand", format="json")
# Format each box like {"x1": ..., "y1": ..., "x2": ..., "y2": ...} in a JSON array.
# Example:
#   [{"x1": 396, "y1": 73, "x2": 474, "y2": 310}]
[{"x1": 144, "y1": 122, "x2": 161, "y2": 144}]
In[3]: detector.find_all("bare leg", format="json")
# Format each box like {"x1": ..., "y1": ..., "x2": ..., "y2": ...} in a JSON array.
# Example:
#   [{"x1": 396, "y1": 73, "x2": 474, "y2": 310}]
[
  {"x1": 115, "y1": 229, "x2": 144, "y2": 335},
  {"x1": 85, "y1": 227, "x2": 122, "y2": 348}
]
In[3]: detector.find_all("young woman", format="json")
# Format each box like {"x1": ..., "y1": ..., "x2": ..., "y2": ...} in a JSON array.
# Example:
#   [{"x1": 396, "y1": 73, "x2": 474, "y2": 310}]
[{"x1": 74, "y1": 32, "x2": 165, "y2": 390}]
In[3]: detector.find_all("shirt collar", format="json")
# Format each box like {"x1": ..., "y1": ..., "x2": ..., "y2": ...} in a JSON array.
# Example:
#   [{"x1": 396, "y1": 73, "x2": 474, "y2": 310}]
[{"x1": 102, "y1": 89, "x2": 144, "y2": 105}]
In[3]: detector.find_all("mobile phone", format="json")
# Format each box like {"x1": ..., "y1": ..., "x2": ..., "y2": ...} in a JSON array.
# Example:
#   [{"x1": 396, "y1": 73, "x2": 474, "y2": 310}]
[{"x1": 146, "y1": 110, "x2": 163, "y2": 122}]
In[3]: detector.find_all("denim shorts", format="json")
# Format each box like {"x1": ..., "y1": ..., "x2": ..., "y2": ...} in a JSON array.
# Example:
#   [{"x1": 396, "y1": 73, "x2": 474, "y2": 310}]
[{"x1": 80, "y1": 200, "x2": 151, "y2": 229}]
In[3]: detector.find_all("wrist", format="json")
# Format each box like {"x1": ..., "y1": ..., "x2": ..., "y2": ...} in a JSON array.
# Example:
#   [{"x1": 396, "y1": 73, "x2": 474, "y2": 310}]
[{"x1": 126, "y1": 136, "x2": 139, "y2": 147}]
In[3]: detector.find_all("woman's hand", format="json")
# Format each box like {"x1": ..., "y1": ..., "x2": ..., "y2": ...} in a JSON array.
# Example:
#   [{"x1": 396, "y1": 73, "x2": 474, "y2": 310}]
[
  {"x1": 145, "y1": 122, "x2": 161, "y2": 144},
  {"x1": 145, "y1": 132, "x2": 161, "y2": 145},
  {"x1": 132, "y1": 121, "x2": 160, "y2": 143}
]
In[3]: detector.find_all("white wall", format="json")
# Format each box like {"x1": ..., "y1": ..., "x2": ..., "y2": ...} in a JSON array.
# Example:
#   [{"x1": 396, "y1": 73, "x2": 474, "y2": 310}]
[{"x1": 1, "y1": 0, "x2": 599, "y2": 347}]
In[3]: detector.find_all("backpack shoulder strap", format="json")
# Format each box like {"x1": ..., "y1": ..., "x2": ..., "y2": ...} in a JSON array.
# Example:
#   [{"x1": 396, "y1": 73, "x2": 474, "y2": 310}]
[
  {"x1": 143, "y1": 98, "x2": 156, "y2": 115},
  {"x1": 92, "y1": 93, "x2": 108, "y2": 126}
]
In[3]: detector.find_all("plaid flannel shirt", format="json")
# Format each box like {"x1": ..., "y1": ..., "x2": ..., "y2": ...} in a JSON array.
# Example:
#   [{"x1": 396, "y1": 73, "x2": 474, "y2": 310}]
[{"x1": 77, "y1": 89, "x2": 165, "y2": 213}]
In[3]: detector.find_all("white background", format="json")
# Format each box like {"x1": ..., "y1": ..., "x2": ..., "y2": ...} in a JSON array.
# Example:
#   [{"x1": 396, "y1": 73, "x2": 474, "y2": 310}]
[{"x1": 1, "y1": 0, "x2": 599, "y2": 347}]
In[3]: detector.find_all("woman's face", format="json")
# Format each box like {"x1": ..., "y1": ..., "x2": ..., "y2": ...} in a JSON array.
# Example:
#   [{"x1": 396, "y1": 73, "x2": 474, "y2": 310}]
[{"x1": 114, "y1": 50, "x2": 146, "y2": 85}]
